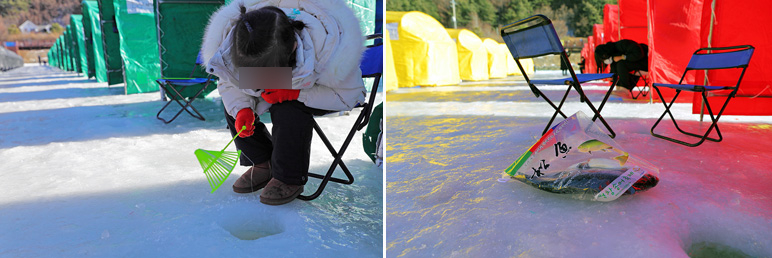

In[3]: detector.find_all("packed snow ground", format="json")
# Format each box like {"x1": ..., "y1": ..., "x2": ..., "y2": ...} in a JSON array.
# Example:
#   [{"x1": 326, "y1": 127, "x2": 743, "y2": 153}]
[
  {"x1": 386, "y1": 71, "x2": 772, "y2": 257},
  {"x1": 0, "y1": 64, "x2": 383, "y2": 257}
]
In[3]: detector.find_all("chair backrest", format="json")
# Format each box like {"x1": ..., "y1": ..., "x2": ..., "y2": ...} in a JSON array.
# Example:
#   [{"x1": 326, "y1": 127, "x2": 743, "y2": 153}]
[
  {"x1": 500, "y1": 15, "x2": 565, "y2": 59},
  {"x1": 686, "y1": 45, "x2": 754, "y2": 71},
  {"x1": 356, "y1": 34, "x2": 384, "y2": 131},
  {"x1": 195, "y1": 52, "x2": 204, "y2": 66},
  {"x1": 360, "y1": 44, "x2": 383, "y2": 78},
  {"x1": 189, "y1": 52, "x2": 204, "y2": 78}
]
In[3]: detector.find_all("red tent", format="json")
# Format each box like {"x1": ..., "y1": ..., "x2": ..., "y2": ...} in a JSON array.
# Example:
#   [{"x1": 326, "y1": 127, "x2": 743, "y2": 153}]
[
  {"x1": 581, "y1": 42, "x2": 590, "y2": 73},
  {"x1": 603, "y1": 4, "x2": 620, "y2": 43},
  {"x1": 692, "y1": 0, "x2": 772, "y2": 115},
  {"x1": 593, "y1": 24, "x2": 605, "y2": 47},
  {"x1": 619, "y1": 0, "x2": 648, "y2": 44},
  {"x1": 648, "y1": 0, "x2": 772, "y2": 113},
  {"x1": 586, "y1": 36, "x2": 597, "y2": 74},
  {"x1": 646, "y1": 0, "x2": 703, "y2": 102},
  {"x1": 593, "y1": 24, "x2": 611, "y2": 73}
]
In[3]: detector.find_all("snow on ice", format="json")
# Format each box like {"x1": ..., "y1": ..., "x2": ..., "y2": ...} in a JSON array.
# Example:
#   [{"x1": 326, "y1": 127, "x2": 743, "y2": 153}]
[
  {"x1": 0, "y1": 64, "x2": 383, "y2": 257},
  {"x1": 386, "y1": 71, "x2": 772, "y2": 257}
]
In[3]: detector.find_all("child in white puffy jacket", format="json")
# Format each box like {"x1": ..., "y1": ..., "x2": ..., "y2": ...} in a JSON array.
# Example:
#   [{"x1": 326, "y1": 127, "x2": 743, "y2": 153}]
[{"x1": 201, "y1": 0, "x2": 365, "y2": 205}]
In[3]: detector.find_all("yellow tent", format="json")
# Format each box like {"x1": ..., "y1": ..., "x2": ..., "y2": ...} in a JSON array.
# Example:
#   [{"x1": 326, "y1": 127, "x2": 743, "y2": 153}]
[
  {"x1": 446, "y1": 29, "x2": 488, "y2": 81},
  {"x1": 519, "y1": 58, "x2": 535, "y2": 75},
  {"x1": 384, "y1": 28, "x2": 399, "y2": 92},
  {"x1": 501, "y1": 43, "x2": 535, "y2": 76},
  {"x1": 386, "y1": 11, "x2": 460, "y2": 87},
  {"x1": 482, "y1": 38, "x2": 507, "y2": 78}
]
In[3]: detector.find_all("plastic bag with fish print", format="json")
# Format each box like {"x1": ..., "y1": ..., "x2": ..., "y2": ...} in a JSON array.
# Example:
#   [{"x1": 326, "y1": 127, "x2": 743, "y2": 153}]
[{"x1": 503, "y1": 111, "x2": 659, "y2": 201}]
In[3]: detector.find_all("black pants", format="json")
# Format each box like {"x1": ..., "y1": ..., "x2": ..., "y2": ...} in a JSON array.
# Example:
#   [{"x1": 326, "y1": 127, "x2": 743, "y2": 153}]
[
  {"x1": 611, "y1": 59, "x2": 648, "y2": 91},
  {"x1": 225, "y1": 101, "x2": 331, "y2": 185}
]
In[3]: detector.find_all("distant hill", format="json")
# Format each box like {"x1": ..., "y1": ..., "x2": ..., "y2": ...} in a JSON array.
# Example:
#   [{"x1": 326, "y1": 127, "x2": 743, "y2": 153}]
[
  {"x1": 1, "y1": 0, "x2": 83, "y2": 41},
  {"x1": 386, "y1": 0, "x2": 617, "y2": 40}
]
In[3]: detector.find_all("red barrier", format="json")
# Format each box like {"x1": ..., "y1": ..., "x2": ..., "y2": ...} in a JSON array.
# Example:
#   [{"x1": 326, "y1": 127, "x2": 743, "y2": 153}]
[
  {"x1": 619, "y1": 0, "x2": 648, "y2": 44},
  {"x1": 692, "y1": 0, "x2": 772, "y2": 115},
  {"x1": 647, "y1": 0, "x2": 704, "y2": 103},
  {"x1": 603, "y1": 4, "x2": 619, "y2": 43},
  {"x1": 593, "y1": 24, "x2": 605, "y2": 47},
  {"x1": 587, "y1": 36, "x2": 597, "y2": 74}
]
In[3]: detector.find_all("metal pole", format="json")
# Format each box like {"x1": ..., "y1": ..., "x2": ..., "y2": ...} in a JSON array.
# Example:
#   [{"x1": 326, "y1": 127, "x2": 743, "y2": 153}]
[
  {"x1": 451, "y1": 0, "x2": 457, "y2": 29},
  {"x1": 701, "y1": 0, "x2": 716, "y2": 122}
]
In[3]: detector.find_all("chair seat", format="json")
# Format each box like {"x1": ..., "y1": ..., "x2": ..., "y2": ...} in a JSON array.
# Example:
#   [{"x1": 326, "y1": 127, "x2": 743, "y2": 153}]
[
  {"x1": 157, "y1": 77, "x2": 217, "y2": 100},
  {"x1": 157, "y1": 77, "x2": 211, "y2": 86},
  {"x1": 652, "y1": 83, "x2": 733, "y2": 92},
  {"x1": 530, "y1": 73, "x2": 614, "y2": 85}
]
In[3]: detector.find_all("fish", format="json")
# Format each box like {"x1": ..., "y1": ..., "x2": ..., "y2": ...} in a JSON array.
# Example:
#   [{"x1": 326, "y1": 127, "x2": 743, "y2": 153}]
[
  {"x1": 577, "y1": 139, "x2": 629, "y2": 166},
  {"x1": 577, "y1": 139, "x2": 614, "y2": 153},
  {"x1": 512, "y1": 168, "x2": 659, "y2": 198}
]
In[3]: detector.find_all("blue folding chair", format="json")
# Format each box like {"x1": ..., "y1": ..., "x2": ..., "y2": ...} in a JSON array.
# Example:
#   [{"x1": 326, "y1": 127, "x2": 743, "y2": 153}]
[
  {"x1": 297, "y1": 34, "x2": 383, "y2": 201},
  {"x1": 651, "y1": 45, "x2": 754, "y2": 147},
  {"x1": 501, "y1": 15, "x2": 617, "y2": 138},
  {"x1": 156, "y1": 53, "x2": 217, "y2": 124}
]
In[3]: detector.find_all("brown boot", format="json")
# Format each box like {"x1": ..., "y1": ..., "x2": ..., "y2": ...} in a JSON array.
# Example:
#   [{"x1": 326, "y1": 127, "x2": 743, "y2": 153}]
[
  {"x1": 259, "y1": 178, "x2": 303, "y2": 205},
  {"x1": 232, "y1": 161, "x2": 271, "y2": 193}
]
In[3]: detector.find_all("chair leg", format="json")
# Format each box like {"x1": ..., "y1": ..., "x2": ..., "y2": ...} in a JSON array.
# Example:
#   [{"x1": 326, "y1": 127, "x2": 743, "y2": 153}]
[
  {"x1": 631, "y1": 76, "x2": 650, "y2": 100},
  {"x1": 678, "y1": 91, "x2": 723, "y2": 143},
  {"x1": 156, "y1": 82, "x2": 208, "y2": 124},
  {"x1": 534, "y1": 86, "x2": 571, "y2": 135},
  {"x1": 650, "y1": 87, "x2": 723, "y2": 147},
  {"x1": 576, "y1": 82, "x2": 616, "y2": 139},
  {"x1": 297, "y1": 112, "x2": 364, "y2": 201},
  {"x1": 593, "y1": 80, "x2": 617, "y2": 120}
]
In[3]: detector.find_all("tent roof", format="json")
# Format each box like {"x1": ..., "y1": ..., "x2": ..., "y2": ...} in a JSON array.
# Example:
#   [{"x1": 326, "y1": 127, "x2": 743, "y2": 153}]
[
  {"x1": 446, "y1": 28, "x2": 483, "y2": 50},
  {"x1": 482, "y1": 38, "x2": 501, "y2": 52},
  {"x1": 386, "y1": 11, "x2": 451, "y2": 42}
]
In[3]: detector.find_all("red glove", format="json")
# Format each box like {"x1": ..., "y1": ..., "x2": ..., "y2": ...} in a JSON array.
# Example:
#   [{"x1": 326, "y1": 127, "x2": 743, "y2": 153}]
[
  {"x1": 235, "y1": 108, "x2": 255, "y2": 138},
  {"x1": 261, "y1": 89, "x2": 300, "y2": 104}
]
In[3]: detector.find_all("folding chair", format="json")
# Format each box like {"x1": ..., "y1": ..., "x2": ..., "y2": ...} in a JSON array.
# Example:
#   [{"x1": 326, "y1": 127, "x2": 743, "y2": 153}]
[
  {"x1": 297, "y1": 34, "x2": 383, "y2": 201},
  {"x1": 501, "y1": 15, "x2": 617, "y2": 138},
  {"x1": 627, "y1": 70, "x2": 650, "y2": 100},
  {"x1": 651, "y1": 45, "x2": 754, "y2": 147},
  {"x1": 156, "y1": 53, "x2": 217, "y2": 124}
]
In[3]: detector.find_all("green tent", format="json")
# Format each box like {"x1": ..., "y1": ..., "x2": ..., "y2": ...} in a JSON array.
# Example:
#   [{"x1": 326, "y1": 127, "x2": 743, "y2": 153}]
[
  {"x1": 152, "y1": 0, "x2": 224, "y2": 99},
  {"x1": 346, "y1": 0, "x2": 376, "y2": 90},
  {"x1": 61, "y1": 31, "x2": 70, "y2": 71},
  {"x1": 51, "y1": 38, "x2": 58, "y2": 68},
  {"x1": 113, "y1": 0, "x2": 161, "y2": 94},
  {"x1": 55, "y1": 38, "x2": 61, "y2": 68},
  {"x1": 155, "y1": 0, "x2": 223, "y2": 80},
  {"x1": 70, "y1": 14, "x2": 88, "y2": 75},
  {"x1": 66, "y1": 24, "x2": 83, "y2": 74},
  {"x1": 83, "y1": 0, "x2": 108, "y2": 82},
  {"x1": 60, "y1": 34, "x2": 71, "y2": 71},
  {"x1": 346, "y1": 0, "x2": 376, "y2": 45},
  {"x1": 97, "y1": 0, "x2": 125, "y2": 85},
  {"x1": 80, "y1": 11, "x2": 96, "y2": 79},
  {"x1": 66, "y1": 29, "x2": 75, "y2": 72}
]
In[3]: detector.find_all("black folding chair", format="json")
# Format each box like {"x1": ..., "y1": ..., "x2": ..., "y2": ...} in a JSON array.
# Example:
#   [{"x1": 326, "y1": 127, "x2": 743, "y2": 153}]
[
  {"x1": 298, "y1": 34, "x2": 383, "y2": 201},
  {"x1": 156, "y1": 53, "x2": 217, "y2": 124},
  {"x1": 650, "y1": 45, "x2": 754, "y2": 147},
  {"x1": 630, "y1": 70, "x2": 650, "y2": 100},
  {"x1": 501, "y1": 15, "x2": 617, "y2": 138}
]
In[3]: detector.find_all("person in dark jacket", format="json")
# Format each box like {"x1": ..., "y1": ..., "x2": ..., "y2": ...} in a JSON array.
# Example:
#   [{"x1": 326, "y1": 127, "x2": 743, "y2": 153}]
[{"x1": 594, "y1": 39, "x2": 648, "y2": 92}]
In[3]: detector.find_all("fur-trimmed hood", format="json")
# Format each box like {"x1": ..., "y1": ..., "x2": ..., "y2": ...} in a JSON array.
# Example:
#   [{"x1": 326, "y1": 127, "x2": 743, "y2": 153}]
[
  {"x1": 201, "y1": 0, "x2": 365, "y2": 86},
  {"x1": 199, "y1": 0, "x2": 367, "y2": 116}
]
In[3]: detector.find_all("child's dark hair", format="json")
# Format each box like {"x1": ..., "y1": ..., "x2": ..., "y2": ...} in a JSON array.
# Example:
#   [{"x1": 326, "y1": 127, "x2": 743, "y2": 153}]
[{"x1": 231, "y1": 5, "x2": 306, "y2": 68}]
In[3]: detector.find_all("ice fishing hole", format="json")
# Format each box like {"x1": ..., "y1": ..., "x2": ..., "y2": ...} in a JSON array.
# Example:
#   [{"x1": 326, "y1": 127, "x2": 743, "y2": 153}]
[
  {"x1": 686, "y1": 241, "x2": 752, "y2": 258},
  {"x1": 219, "y1": 217, "x2": 285, "y2": 241}
]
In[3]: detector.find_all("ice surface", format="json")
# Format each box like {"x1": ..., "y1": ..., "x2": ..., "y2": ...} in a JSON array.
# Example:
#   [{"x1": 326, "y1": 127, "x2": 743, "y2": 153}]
[
  {"x1": 0, "y1": 64, "x2": 383, "y2": 257},
  {"x1": 386, "y1": 71, "x2": 772, "y2": 257}
]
